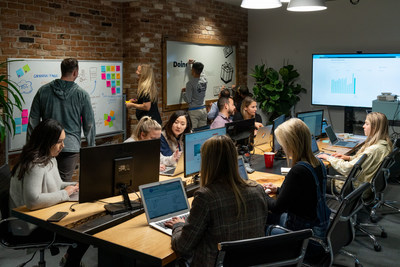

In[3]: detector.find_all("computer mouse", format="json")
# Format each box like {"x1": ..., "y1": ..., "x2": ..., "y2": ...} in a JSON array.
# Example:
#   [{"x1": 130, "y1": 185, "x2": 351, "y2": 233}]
[{"x1": 265, "y1": 188, "x2": 271, "y2": 194}]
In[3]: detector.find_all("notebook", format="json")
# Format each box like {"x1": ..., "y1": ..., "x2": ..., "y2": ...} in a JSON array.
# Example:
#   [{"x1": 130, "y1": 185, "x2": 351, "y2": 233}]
[
  {"x1": 159, "y1": 154, "x2": 184, "y2": 176},
  {"x1": 311, "y1": 135, "x2": 329, "y2": 156},
  {"x1": 254, "y1": 125, "x2": 273, "y2": 146},
  {"x1": 139, "y1": 178, "x2": 190, "y2": 236},
  {"x1": 325, "y1": 125, "x2": 359, "y2": 148},
  {"x1": 238, "y1": 156, "x2": 249, "y2": 180}
]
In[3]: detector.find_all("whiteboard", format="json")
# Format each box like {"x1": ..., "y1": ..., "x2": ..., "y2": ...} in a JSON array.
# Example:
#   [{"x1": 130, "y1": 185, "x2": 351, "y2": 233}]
[
  {"x1": 163, "y1": 40, "x2": 236, "y2": 111},
  {"x1": 7, "y1": 59, "x2": 124, "y2": 152}
]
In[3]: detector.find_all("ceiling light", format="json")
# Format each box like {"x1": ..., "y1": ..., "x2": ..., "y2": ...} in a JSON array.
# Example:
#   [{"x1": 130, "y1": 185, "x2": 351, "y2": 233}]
[
  {"x1": 241, "y1": 0, "x2": 282, "y2": 9},
  {"x1": 287, "y1": 0, "x2": 327, "y2": 11},
  {"x1": 280, "y1": 0, "x2": 290, "y2": 3}
]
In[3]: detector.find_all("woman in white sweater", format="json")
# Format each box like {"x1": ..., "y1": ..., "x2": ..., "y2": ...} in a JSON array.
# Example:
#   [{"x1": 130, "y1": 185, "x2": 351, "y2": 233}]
[{"x1": 9, "y1": 119, "x2": 87, "y2": 267}]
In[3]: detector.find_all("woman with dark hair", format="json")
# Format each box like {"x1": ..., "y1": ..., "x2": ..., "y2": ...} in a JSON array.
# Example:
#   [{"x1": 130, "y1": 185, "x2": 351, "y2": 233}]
[
  {"x1": 9, "y1": 119, "x2": 88, "y2": 267},
  {"x1": 233, "y1": 85, "x2": 252, "y2": 112},
  {"x1": 165, "y1": 135, "x2": 268, "y2": 266},
  {"x1": 160, "y1": 110, "x2": 192, "y2": 166}
]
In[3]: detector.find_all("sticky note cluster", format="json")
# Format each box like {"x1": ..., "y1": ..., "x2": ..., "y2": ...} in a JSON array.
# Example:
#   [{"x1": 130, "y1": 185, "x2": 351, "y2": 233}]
[{"x1": 101, "y1": 64, "x2": 122, "y2": 95}]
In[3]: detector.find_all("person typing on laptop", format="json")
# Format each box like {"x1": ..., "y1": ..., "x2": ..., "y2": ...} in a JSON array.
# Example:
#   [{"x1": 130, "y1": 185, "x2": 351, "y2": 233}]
[
  {"x1": 164, "y1": 135, "x2": 268, "y2": 266},
  {"x1": 318, "y1": 112, "x2": 392, "y2": 193}
]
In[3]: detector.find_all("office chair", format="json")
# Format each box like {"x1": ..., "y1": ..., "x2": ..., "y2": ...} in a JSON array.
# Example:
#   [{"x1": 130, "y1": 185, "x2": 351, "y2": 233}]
[
  {"x1": 215, "y1": 229, "x2": 313, "y2": 267},
  {"x1": 0, "y1": 163, "x2": 74, "y2": 267}
]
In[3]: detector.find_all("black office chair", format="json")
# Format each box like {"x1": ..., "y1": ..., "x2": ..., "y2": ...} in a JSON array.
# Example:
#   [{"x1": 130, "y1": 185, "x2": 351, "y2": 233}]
[
  {"x1": 215, "y1": 229, "x2": 313, "y2": 267},
  {"x1": 0, "y1": 163, "x2": 74, "y2": 267}
]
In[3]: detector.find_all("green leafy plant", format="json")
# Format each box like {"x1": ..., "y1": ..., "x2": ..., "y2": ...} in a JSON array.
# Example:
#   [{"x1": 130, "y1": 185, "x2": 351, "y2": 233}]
[
  {"x1": 251, "y1": 63, "x2": 306, "y2": 122},
  {"x1": 0, "y1": 61, "x2": 24, "y2": 142}
]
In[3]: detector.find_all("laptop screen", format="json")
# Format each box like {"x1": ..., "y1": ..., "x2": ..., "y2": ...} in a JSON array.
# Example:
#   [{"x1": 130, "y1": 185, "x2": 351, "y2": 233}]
[
  {"x1": 325, "y1": 125, "x2": 338, "y2": 143},
  {"x1": 238, "y1": 157, "x2": 248, "y2": 180},
  {"x1": 141, "y1": 180, "x2": 189, "y2": 220},
  {"x1": 311, "y1": 135, "x2": 319, "y2": 154}
]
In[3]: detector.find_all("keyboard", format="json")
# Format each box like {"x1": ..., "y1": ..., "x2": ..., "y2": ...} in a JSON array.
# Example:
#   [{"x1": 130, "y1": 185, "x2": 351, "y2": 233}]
[{"x1": 155, "y1": 213, "x2": 189, "y2": 230}]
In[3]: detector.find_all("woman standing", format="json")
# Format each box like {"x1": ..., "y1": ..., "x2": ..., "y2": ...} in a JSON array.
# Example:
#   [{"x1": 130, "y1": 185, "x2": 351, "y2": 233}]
[
  {"x1": 126, "y1": 64, "x2": 162, "y2": 125},
  {"x1": 233, "y1": 96, "x2": 263, "y2": 129},
  {"x1": 165, "y1": 135, "x2": 268, "y2": 266}
]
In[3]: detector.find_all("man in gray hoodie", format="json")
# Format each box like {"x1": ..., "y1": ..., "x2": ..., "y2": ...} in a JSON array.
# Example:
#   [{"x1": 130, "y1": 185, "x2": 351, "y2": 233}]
[{"x1": 28, "y1": 58, "x2": 96, "y2": 182}]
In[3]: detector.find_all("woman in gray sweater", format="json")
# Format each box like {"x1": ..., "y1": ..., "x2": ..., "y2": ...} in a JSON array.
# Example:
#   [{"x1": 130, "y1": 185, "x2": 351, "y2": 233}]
[{"x1": 9, "y1": 119, "x2": 87, "y2": 267}]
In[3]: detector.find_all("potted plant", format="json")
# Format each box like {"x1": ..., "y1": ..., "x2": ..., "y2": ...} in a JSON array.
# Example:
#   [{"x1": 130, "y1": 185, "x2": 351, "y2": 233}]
[
  {"x1": 0, "y1": 60, "x2": 24, "y2": 142},
  {"x1": 251, "y1": 63, "x2": 306, "y2": 122}
]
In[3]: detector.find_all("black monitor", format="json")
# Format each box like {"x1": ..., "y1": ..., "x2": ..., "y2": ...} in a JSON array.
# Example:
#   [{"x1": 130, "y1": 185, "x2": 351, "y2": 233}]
[
  {"x1": 184, "y1": 127, "x2": 227, "y2": 178},
  {"x1": 225, "y1": 118, "x2": 255, "y2": 149},
  {"x1": 296, "y1": 110, "x2": 324, "y2": 138},
  {"x1": 79, "y1": 139, "x2": 160, "y2": 214},
  {"x1": 272, "y1": 114, "x2": 285, "y2": 157}
]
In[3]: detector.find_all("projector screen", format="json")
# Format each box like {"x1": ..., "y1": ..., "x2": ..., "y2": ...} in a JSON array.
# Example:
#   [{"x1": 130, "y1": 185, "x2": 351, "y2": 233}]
[{"x1": 312, "y1": 53, "x2": 400, "y2": 108}]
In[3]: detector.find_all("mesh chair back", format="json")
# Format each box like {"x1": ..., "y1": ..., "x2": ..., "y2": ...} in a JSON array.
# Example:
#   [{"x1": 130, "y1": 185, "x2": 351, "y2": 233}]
[{"x1": 340, "y1": 154, "x2": 368, "y2": 199}]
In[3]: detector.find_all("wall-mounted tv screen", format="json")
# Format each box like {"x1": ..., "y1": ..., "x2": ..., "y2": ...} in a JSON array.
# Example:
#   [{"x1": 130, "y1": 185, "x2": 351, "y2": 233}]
[{"x1": 312, "y1": 53, "x2": 400, "y2": 108}]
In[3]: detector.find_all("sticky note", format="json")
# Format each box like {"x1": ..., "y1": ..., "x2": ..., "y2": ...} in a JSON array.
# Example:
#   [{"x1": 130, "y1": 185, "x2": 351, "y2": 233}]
[
  {"x1": 22, "y1": 124, "x2": 28, "y2": 132},
  {"x1": 111, "y1": 116, "x2": 115, "y2": 121},
  {"x1": 125, "y1": 101, "x2": 130, "y2": 103},
  {"x1": 15, "y1": 126, "x2": 22, "y2": 134},
  {"x1": 104, "y1": 114, "x2": 108, "y2": 120},
  {"x1": 107, "y1": 116, "x2": 111, "y2": 122},
  {"x1": 109, "y1": 121, "x2": 113, "y2": 127},
  {"x1": 117, "y1": 87, "x2": 121, "y2": 94},
  {"x1": 110, "y1": 110, "x2": 115, "y2": 117},
  {"x1": 14, "y1": 117, "x2": 22, "y2": 125},
  {"x1": 101, "y1": 66, "x2": 106, "y2": 72},
  {"x1": 107, "y1": 73, "x2": 111, "y2": 80},
  {"x1": 106, "y1": 66, "x2": 111, "y2": 72},
  {"x1": 116, "y1": 66, "x2": 120, "y2": 71},
  {"x1": 16, "y1": 68, "x2": 24, "y2": 78},
  {"x1": 101, "y1": 73, "x2": 106, "y2": 80},
  {"x1": 111, "y1": 88, "x2": 116, "y2": 94},
  {"x1": 106, "y1": 81, "x2": 111, "y2": 87},
  {"x1": 111, "y1": 73, "x2": 115, "y2": 79},
  {"x1": 22, "y1": 109, "x2": 28, "y2": 117},
  {"x1": 23, "y1": 64, "x2": 31, "y2": 73},
  {"x1": 111, "y1": 66, "x2": 115, "y2": 72},
  {"x1": 322, "y1": 140, "x2": 330, "y2": 143},
  {"x1": 111, "y1": 81, "x2": 116, "y2": 87},
  {"x1": 104, "y1": 121, "x2": 109, "y2": 126},
  {"x1": 116, "y1": 73, "x2": 120, "y2": 79},
  {"x1": 22, "y1": 117, "x2": 28, "y2": 125},
  {"x1": 116, "y1": 80, "x2": 120, "y2": 86}
]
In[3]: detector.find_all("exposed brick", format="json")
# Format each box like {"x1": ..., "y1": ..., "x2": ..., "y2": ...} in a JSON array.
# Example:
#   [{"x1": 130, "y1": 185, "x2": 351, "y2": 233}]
[
  {"x1": 69, "y1": 12, "x2": 81, "y2": 17},
  {"x1": 101, "y1": 22, "x2": 112, "y2": 27},
  {"x1": 19, "y1": 37, "x2": 34, "y2": 43},
  {"x1": 50, "y1": 39, "x2": 63, "y2": 45},
  {"x1": 49, "y1": 2, "x2": 61, "y2": 9},
  {"x1": 58, "y1": 34, "x2": 70, "y2": 39},
  {"x1": 89, "y1": 9, "x2": 100, "y2": 15}
]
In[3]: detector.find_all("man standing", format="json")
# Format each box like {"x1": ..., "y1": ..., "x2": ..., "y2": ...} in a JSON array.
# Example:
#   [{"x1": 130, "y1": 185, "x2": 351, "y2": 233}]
[
  {"x1": 182, "y1": 60, "x2": 207, "y2": 129},
  {"x1": 210, "y1": 97, "x2": 236, "y2": 129},
  {"x1": 28, "y1": 58, "x2": 96, "y2": 182}
]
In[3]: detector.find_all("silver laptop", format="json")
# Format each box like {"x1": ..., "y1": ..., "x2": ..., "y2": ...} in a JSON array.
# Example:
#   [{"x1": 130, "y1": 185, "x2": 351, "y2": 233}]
[
  {"x1": 160, "y1": 154, "x2": 184, "y2": 176},
  {"x1": 311, "y1": 135, "x2": 329, "y2": 156},
  {"x1": 254, "y1": 125, "x2": 273, "y2": 146},
  {"x1": 325, "y1": 125, "x2": 358, "y2": 148},
  {"x1": 139, "y1": 178, "x2": 190, "y2": 236}
]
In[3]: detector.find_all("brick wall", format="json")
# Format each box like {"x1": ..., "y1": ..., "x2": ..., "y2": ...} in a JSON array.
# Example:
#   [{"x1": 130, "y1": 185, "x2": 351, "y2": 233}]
[{"x1": 0, "y1": 0, "x2": 248, "y2": 165}]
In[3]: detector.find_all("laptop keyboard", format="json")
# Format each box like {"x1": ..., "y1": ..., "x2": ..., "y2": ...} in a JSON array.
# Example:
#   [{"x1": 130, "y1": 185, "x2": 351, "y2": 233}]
[
  {"x1": 155, "y1": 213, "x2": 189, "y2": 230},
  {"x1": 336, "y1": 141, "x2": 355, "y2": 147}
]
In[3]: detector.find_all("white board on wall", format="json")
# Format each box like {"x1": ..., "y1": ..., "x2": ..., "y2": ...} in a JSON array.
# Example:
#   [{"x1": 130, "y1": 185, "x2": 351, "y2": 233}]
[
  {"x1": 163, "y1": 40, "x2": 237, "y2": 111},
  {"x1": 7, "y1": 59, "x2": 125, "y2": 152}
]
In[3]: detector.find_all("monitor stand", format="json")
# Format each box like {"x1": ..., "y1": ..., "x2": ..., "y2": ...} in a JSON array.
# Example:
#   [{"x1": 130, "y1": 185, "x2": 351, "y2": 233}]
[{"x1": 104, "y1": 184, "x2": 142, "y2": 215}]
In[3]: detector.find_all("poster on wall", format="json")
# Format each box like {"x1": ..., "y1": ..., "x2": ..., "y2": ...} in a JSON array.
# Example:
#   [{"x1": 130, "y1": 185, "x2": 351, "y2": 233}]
[
  {"x1": 163, "y1": 39, "x2": 237, "y2": 111},
  {"x1": 7, "y1": 59, "x2": 125, "y2": 152}
]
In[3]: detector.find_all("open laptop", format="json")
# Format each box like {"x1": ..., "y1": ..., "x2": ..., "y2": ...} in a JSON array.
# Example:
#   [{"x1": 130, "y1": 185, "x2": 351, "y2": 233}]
[
  {"x1": 311, "y1": 135, "x2": 329, "y2": 156},
  {"x1": 325, "y1": 125, "x2": 359, "y2": 148},
  {"x1": 139, "y1": 178, "x2": 190, "y2": 236},
  {"x1": 159, "y1": 154, "x2": 184, "y2": 176},
  {"x1": 238, "y1": 156, "x2": 249, "y2": 180},
  {"x1": 254, "y1": 125, "x2": 273, "y2": 146}
]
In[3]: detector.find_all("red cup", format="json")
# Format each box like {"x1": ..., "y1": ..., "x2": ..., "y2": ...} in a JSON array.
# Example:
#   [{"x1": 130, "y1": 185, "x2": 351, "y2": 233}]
[{"x1": 264, "y1": 152, "x2": 275, "y2": 168}]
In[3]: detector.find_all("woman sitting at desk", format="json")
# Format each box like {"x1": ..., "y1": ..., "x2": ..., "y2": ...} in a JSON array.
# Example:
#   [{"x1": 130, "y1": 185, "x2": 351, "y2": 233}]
[
  {"x1": 124, "y1": 116, "x2": 162, "y2": 142},
  {"x1": 160, "y1": 110, "x2": 192, "y2": 166},
  {"x1": 318, "y1": 112, "x2": 392, "y2": 192},
  {"x1": 233, "y1": 96, "x2": 263, "y2": 129},
  {"x1": 9, "y1": 119, "x2": 88, "y2": 267},
  {"x1": 165, "y1": 135, "x2": 268, "y2": 266},
  {"x1": 264, "y1": 118, "x2": 330, "y2": 260}
]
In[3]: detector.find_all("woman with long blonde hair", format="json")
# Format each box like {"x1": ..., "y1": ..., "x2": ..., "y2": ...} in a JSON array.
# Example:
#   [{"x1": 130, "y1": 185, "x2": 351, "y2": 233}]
[
  {"x1": 126, "y1": 64, "x2": 162, "y2": 125},
  {"x1": 233, "y1": 96, "x2": 263, "y2": 129},
  {"x1": 164, "y1": 135, "x2": 268, "y2": 266}
]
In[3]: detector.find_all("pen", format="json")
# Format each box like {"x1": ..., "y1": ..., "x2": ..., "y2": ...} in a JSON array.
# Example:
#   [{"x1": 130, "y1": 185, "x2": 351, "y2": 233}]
[{"x1": 323, "y1": 148, "x2": 336, "y2": 152}]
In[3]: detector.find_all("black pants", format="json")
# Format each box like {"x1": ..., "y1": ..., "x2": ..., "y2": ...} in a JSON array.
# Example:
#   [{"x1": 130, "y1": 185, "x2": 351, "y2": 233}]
[{"x1": 56, "y1": 152, "x2": 79, "y2": 182}]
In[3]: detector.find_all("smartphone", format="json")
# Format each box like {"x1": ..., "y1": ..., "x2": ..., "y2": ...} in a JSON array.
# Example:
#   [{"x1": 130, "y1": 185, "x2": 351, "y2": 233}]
[{"x1": 47, "y1": 211, "x2": 69, "y2": 222}]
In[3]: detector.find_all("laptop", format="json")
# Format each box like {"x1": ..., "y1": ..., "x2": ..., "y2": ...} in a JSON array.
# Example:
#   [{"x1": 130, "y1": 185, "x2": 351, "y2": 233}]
[
  {"x1": 238, "y1": 156, "x2": 249, "y2": 180},
  {"x1": 159, "y1": 154, "x2": 184, "y2": 176},
  {"x1": 325, "y1": 125, "x2": 358, "y2": 148},
  {"x1": 139, "y1": 178, "x2": 190, "y2": 236},
  {"x1": 254, "y1": 125, "x2": 273, "y2": 146},
  {"x1": 311, "y1": 135, "x2": 329, "y2": 156}
]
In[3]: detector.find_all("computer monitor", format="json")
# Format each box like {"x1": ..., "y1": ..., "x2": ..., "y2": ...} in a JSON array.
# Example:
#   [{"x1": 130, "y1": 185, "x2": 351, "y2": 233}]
[
  {"x1": 273, "y1": 114, "x2": 285, "y2": 155},
  {"x1": 184, "y1": 127, "x2": 227, "y2": 178},
  {"x1": 225, "y1": 118, "x2": 255, "y2": 149},
  {"x1": 296, "y1": 110, "x2": 324, "y2": 138},
  {"x1": 79, "y1": 139, "x2": 160, "y2": 214}
]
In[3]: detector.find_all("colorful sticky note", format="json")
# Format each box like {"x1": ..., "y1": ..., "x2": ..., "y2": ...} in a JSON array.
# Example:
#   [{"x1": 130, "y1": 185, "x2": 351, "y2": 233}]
[
  {"x1": 14, "y1": 117, "x2": 22, "y2": 125},
  {"x1": 110, "y1": 110, "x2": 115, "y2": 117},
  {"x1": 111, "y1": 66, "x2": 115, "y2": 72},
  {"x1": 111, "y1": 88, "x2": 116, "y2": 94},
  {"x1": 101, "y1": 73, "x2": 106, "y2": 80},
  {"x1": 111, "y1": 81, "x2": 116, "y2": 87},
  {"x1": 116, "y1": 88, "x2": 120, "y2": 94},
  {"x1": 111, "y1": 73, "x2": 115, "y2": 79},
  {"x1": 116, "y1": 66, "x2": 120, "y2": 71},
  {"x1": 106, "y1": 73, "x2": 111, "y2": 79},
  {"x1": 22, "y1": 124, "x2": 28, "y2": 132},
  {"x1": 16, "y1": 68, "x2": 24, "y2": 78},
  {"x1": 106, "y1": 66, "x2": 111, "y2": 72},
  {"x1": 116, "y1": 73, "x2": 120, "y2": 79},
  {"x1": 23, "y1": 64, "x2": 31, "y2": 73},
  {"x1": 107, "y1": 116, "x2": 112, "y2": 122},
  {"x1": 116, "y1": 80, "x2": 120, "y2": 86},
  {"x1": 104, "y1": 114, "x2": 108, "y2": 120},
  {"x1": 109, "y1": 121, "x2": 113, "y2": 127},
  {"x1": 111, "y1": 116, "x2": 115, "y2": 121},
  {"x1": 106, "y1": 81, "x2": 111, "y2": 87},
  {"x1": 15, "y1": 126, "x2": 22, "y2": 134},
  {"x1": 21, "y1": 109, "x2": 28, "y2": 117},
  {"x1": 104, "y1": 121, "x2": 109, "y2": 126},
  {"x1": 22, "y1": 117, "x2": 28, "y2": 125},
  {"x1": 101, "y1": 66, "x2": 106, "y2": 72}
]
